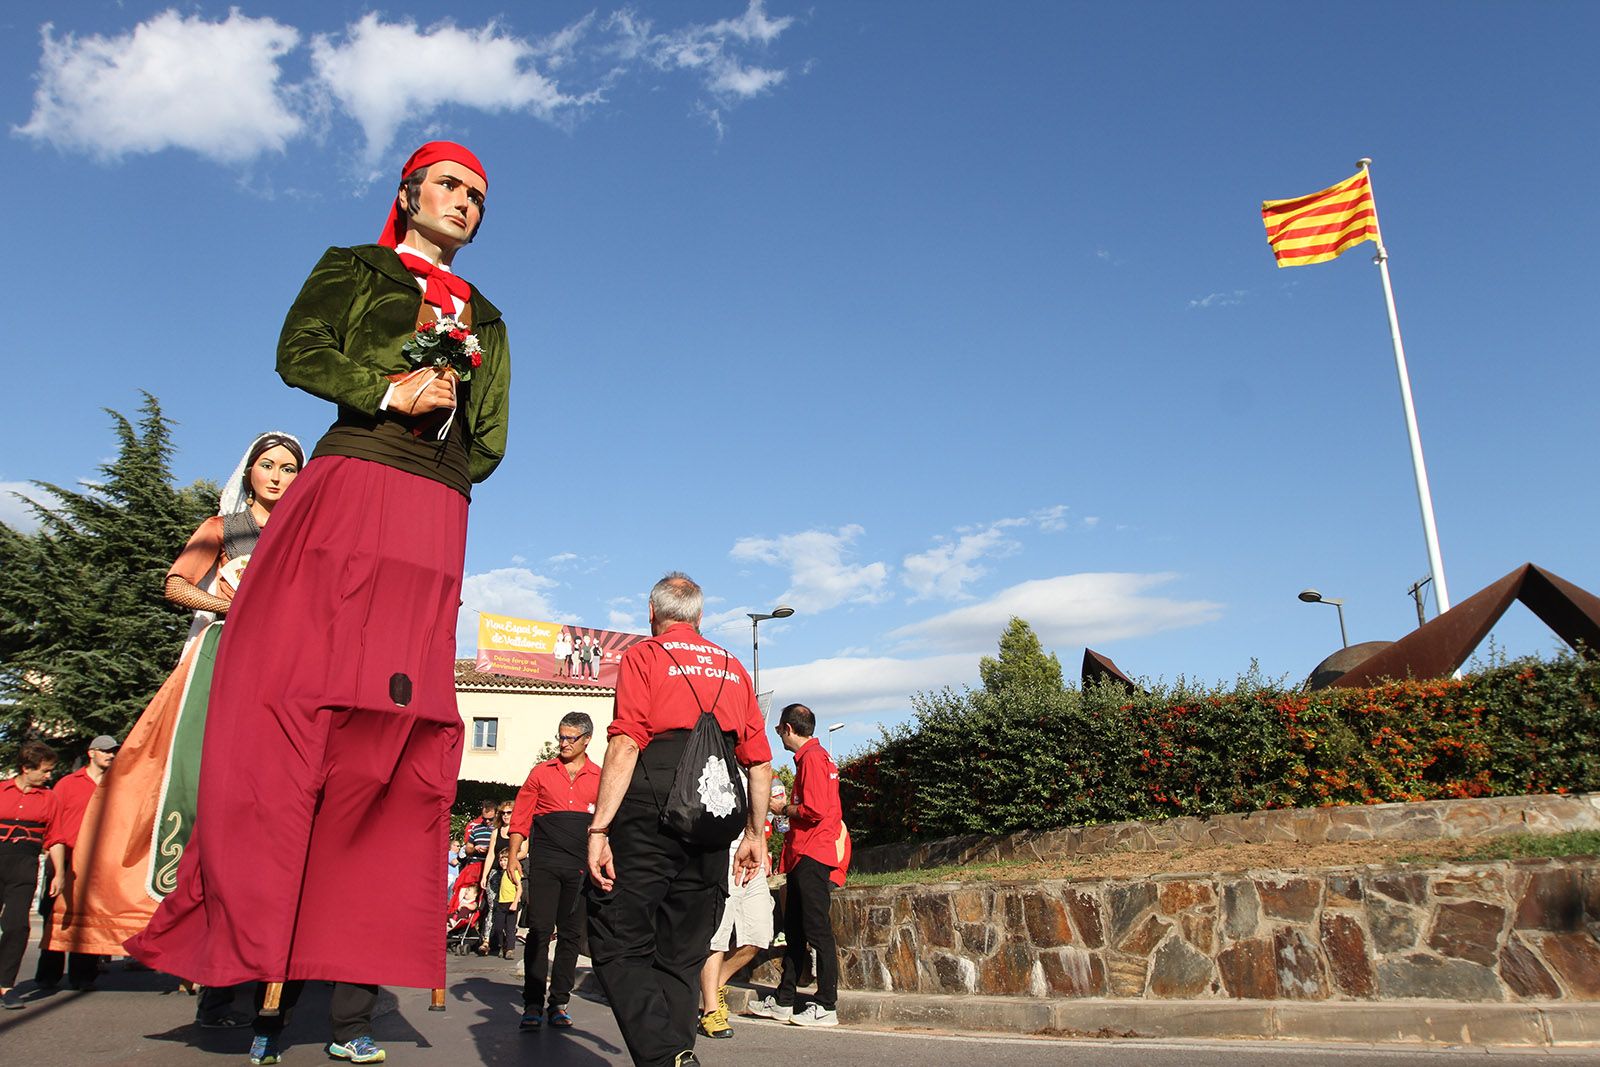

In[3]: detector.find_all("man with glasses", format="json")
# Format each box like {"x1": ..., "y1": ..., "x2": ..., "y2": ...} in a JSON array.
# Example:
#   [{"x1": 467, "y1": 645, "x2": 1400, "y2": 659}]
[{"x1": 508, "y1": 712, "x2": 601, "y2": 1031}]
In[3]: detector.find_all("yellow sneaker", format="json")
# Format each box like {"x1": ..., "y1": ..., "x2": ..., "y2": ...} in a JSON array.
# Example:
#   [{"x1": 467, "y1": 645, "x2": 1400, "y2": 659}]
[{"x1": 698, "y1": 1006, "x2": 732, "y2": 1039}]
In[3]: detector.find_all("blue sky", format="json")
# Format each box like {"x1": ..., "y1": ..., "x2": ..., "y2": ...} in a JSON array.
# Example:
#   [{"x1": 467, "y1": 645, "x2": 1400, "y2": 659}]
[{"x1": 3, "y1": 2, "x2": 1596, "y2": 759}]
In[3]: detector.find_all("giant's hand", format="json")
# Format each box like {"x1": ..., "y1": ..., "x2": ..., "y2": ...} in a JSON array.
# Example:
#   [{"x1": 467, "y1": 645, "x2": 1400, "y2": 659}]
[
  {"x1": 587, "y1": 832, "x2": 615, "y2": 892},
  {"x1": 393, "y1": 368, "x2": 458, "y2": 416}
]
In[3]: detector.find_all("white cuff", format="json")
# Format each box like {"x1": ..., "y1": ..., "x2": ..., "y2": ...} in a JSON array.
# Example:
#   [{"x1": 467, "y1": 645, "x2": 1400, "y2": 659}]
[{"x1": 379, "y1": 383, "x2": 398, "y2": 411}]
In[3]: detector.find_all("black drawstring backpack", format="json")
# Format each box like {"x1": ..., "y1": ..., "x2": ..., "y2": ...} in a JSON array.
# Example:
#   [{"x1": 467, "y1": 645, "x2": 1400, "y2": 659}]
[{"x1": 648, "y1": 643, "x2": 748, "y2": 847}]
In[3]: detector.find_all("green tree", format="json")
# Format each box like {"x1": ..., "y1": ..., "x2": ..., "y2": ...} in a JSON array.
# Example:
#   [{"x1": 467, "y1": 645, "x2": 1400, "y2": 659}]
[
  {"x1": 0, "y1": 395, "x2": 216, "y2": 762},
  {"x1": 978, "y1": 616, "x2": 1063, "y2": 695}
]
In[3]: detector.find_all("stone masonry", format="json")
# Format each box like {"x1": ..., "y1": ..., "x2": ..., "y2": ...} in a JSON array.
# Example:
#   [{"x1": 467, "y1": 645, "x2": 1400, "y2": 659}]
[{"x1": 827, "y1": 857, "x2": 1600, "y2": 1003}]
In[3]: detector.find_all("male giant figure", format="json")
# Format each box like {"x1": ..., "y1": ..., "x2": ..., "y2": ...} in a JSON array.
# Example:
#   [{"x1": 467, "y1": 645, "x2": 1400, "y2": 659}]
[{"x1": 128, "y1": 141, "x2": 510, "y2": 1065}]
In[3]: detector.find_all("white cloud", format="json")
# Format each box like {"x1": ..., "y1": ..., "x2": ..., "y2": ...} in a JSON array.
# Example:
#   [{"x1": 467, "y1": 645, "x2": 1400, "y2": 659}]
[
  {"x1": 1082, "y1": 516, "x2": 1101, "y2": 529},
  {"x1": 608, "y1": 609, "x2": 642, "y2": 631},
  {"x1": 606, "y1": 0, "x2": 793, "y2": 103},
  {"x1": 763, "y1": 653, "x2": 976, "y2": 719},
  {"x1": 18, "y1": 4, "x2": 799, "y2": 166},
  {"x1": 309, "y1": 14, "x2": 593, "y2": 168},
  {"x1": 1188, "y1": 289, "x2": 1247, "y2": 310},
  {"x1": 1033, "y1": 504, "x2": 1070, "y2": 532},
  {"x1": 901, "y1": 523, "x2": 1020, "y2": 602},
  {"x1": 730, "y1": 524, "x2": 889, "y2": 612},
  {"x1": 17, "y1": 12, "x2": 303, "y2": 163},
  {"x1": 0, "y1": 482, "x2": 47, "y2": 534},
  {"x1": 891, "y1": 572, "x2": 1222, "y2": 652},
  {"x1": 456, "y1": 566, "x2": 576, "y2": 648}
]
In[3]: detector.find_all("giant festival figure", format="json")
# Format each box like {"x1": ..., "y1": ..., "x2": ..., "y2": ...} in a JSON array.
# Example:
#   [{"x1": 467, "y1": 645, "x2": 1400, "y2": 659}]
[
  {"x1": 127, "y1": 140, "x2": 511, "y2": 1064},
  {"x1": 45, "y1": 431, "x2": 303, "y2": 1014}
]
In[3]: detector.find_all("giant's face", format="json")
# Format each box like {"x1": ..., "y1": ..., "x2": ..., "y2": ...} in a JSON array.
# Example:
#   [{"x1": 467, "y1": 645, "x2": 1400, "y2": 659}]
[
  {"x1": 405, "y1": 161, "x2": 487, "y2": 252},
  {"x1": 248, "y1": 445, "x2": 301, "y2": 507}
]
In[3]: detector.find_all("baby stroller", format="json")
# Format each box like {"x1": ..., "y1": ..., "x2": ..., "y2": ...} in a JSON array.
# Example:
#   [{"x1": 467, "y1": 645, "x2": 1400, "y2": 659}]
[{"x1": 447, "y1": 863, "x2": 486, "y2": 955}]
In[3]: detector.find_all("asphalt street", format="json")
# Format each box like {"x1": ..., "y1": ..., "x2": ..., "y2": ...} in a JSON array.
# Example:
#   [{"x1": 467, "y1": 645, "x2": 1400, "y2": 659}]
[{"x1": 1, "y1": 942, "x2": 1594, "y2": 1066}]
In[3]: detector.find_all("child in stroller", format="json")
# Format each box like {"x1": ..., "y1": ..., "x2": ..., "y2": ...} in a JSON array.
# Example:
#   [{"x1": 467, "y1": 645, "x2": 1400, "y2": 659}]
[{"x1": 447, "y1": 864, "x2": 486, "y2": 955}]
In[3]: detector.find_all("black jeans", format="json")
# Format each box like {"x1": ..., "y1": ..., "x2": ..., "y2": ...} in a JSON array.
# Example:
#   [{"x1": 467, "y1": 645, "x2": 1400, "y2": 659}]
[
  {"x1": 489, "y1": 902, "x2": 517, "y2": 955},
  {"x1": 587, "y1": 732, "x2": 728, "y2": 1067},
  {"x1": 251, "y1": 980, "x2": 379, "y2": 1044},
  {"x1": 522, "y1": 861, "x2": 585, "y2": 1010},
  {"x1": 0, "y1": 850, "x2": 40, "y2": 989},
  {"x1": 776, "y1": 856, "x2": 839, "y2": 1011},
  {"x1": 34, "y1": 855, "x2": 100, "y2": 988}
]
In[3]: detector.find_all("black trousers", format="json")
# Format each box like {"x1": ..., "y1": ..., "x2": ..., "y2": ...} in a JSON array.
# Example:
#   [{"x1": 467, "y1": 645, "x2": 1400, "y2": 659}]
[
  {"x1": 0, "y1": 850, "x2": 40, "y2": 989},
  {"x1": 34, "y1": 855, "x2": 100, "y2": 987},
  {"x1": 522, "y1": 861, "x2": 585, "y2": 1010},
  {"x1": 251, "y1": 980, "x2": 379, "y2": 1044},
  {"x1": 587, "y1": 733, "x2": 728, "y2": 1067},
  {"x1": 489, "y1": 902, "x2": 517, "y2": 954},
  {"x1": 777, "y1": 856, "x2": 839, "y2": 1011}
]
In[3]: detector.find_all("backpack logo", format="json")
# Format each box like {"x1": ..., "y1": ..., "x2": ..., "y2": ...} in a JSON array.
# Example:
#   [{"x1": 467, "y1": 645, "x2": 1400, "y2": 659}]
[{"x1": 697, "y1": 754, "x2": 739, "y2": 818}]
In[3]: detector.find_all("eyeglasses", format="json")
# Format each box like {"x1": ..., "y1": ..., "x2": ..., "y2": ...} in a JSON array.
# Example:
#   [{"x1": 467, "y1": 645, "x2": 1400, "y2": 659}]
[{"x1": 556, "y1": 734, "x2": 588, "y2": 745}]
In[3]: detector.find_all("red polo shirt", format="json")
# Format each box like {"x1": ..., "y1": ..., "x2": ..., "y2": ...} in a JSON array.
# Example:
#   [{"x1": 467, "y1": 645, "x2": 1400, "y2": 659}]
[
  {"x1": 780, "y1": 737, "x2": 843, "y2": 874},
  {"x1": 511, "y1": 756, "x2": 602, "y2": 865},
  {"x1": 1, "y1": 776, "x2": 58, "y2": 854},
  {"x1": 46, "y1": 767, "x2": 98, "y2": 850},
  {"x1": 608, "y1": 623, "x2": 771, "y2": 767}
]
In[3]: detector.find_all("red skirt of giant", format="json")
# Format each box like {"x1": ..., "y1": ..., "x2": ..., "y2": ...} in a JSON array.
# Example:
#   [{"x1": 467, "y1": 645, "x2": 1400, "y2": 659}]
[{"x1": 125, "y1": 456, "x2": 467, "y2": 989}]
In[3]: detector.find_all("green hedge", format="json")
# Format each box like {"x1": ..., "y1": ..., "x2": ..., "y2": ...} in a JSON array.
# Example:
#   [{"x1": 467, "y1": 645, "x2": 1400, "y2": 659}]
[
  {"x1": 450, "y1": 779, "x2": 519, "y2": 838},
  {"x1": 838, "y1": 653, "x2": 1600, "y2": 847}
]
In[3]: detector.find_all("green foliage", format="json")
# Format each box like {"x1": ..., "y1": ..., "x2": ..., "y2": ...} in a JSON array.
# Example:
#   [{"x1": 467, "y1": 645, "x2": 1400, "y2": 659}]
[
  {"x1": 450, "y1": 779, "x2": 519, "y2": 837},
  {"x1": 978, "y1": 616, "x2": 1063, "y2": 694},
  {"x1": 839, "y1": 619, "x2": 1600, "y2": 847},
  {"x1": 0, "y1": 396, "x2": 217, "y2": 764}
]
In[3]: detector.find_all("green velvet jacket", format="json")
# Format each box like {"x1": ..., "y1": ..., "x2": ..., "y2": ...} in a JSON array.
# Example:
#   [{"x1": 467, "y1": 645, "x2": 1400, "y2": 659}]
[{"x1": 276, "y1": 244, "x2": 510, "y2": 486}]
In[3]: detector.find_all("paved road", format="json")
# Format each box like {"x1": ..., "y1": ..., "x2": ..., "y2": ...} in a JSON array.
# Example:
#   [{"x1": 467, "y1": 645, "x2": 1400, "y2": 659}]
[{"x1": 1, "y1": 945, "x2": 1593, "y2": 1066}]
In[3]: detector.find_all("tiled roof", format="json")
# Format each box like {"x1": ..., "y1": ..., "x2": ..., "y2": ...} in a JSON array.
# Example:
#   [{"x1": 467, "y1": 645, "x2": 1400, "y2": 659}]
[{"x1": 454, "y1": 659, "x2": 615, "y2": 696}]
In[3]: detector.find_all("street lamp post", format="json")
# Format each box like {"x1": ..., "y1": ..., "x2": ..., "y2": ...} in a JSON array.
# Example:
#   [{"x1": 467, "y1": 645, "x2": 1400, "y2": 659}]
[
  {"x1": 826, "y1": 722, "x2": 845, "y2": 758},
  {"x1": 748, "y1": 605, "x2": 795, "y2": 724},
  {"x1": 1298, "y1": 589, "x2": 1348, "y2": 648}
]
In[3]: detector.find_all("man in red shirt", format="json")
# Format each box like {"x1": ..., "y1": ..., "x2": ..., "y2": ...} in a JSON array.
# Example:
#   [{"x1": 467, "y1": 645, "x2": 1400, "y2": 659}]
[
  {"x1": 37, "y1": 735, "x2": 118, "y2": 992},
  {"x1": 749, "y1": 703, "x2": 843, "y2": 1027},
  {"x1": 586, "y1": 573, "x2": 772, "y2": 1067},
  {"x1": 2, "y1": 740, "x2": 59, "y2": 1009},
  {"x1": 508, "y1": 711, "x2": 601, "y2": 1031}
]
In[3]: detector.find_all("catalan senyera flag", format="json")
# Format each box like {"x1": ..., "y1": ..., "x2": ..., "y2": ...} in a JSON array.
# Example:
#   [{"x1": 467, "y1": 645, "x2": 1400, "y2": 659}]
[{"x1": 1261, "y1": 169, "x2": 1378, "y2": 268}]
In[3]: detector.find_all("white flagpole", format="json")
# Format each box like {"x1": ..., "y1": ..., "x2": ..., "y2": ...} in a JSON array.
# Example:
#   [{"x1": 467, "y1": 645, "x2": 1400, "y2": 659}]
[{"x1": 1358, "y1": 157, "x2": 1451, "y2": 615}]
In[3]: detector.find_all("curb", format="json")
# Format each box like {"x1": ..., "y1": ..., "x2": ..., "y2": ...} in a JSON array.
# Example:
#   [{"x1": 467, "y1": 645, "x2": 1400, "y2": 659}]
[{"x1": 724, "y1": 987, "x2": 1600, "y2": 1047}]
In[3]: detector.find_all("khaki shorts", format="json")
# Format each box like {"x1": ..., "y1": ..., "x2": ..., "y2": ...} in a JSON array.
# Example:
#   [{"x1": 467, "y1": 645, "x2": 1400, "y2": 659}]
[{"x1": 710, "y1": 872, "x2": 773, "y2": 952}]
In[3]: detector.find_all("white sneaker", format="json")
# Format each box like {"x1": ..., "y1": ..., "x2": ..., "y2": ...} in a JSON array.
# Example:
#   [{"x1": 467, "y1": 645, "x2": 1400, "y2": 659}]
[
  {"x1": 746, "y1": 995, "x2": 792, "y2": 1022},
  {"x1": 788, "y1": 1003, "x2": 838, "y2": 1027}
]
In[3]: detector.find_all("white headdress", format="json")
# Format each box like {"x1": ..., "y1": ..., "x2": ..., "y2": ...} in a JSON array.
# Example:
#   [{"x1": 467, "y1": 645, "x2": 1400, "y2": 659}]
[{"x1": 218, "y1": 430, "x2": 305, "y2": 516}]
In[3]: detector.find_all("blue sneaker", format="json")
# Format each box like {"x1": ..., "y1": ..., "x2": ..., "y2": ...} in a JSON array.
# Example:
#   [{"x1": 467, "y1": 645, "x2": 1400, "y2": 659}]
[
  {"x1": 326, "y1": 1035, "x2": 386, "y2": 1063},
  {"x1": 249, "y1": 1034, "x2": 282, "y2": 1065}
]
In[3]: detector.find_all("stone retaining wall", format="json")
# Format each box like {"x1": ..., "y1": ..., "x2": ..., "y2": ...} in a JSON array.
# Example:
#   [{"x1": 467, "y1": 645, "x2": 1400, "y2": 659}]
[
  {"x1": 853, "y1": 791, "x2": 1600, "y2": 875},
  {"x1": 827, "y1": 857, "x2": 1600, "y2": 1003}
]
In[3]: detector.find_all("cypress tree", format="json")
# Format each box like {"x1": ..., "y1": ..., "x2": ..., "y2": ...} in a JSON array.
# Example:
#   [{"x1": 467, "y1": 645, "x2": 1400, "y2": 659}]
[
  {"x1": 978, "y1": 616, "x2": 1064, "y2": 696},
  {"x1": 0, "y1": 394, "x2": 216, "y2": 762}
]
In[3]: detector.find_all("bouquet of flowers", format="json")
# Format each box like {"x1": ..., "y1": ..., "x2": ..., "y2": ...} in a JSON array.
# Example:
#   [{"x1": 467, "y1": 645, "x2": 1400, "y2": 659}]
[{"x1": 401, "y1": 315, "x2": 483, "y2": 381}]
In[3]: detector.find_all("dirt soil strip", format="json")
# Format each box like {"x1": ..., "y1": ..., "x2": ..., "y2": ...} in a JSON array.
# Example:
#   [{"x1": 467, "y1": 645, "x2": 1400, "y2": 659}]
[{"x1": 932, "y1": 836, "x2": 1534, "y2": 884}]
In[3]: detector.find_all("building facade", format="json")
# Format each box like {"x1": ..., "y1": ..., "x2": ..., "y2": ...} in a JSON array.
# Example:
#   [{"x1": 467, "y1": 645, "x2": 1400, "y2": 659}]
[{"x1": 455, "y1": 659, "x2": 615, "y2": 786}]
